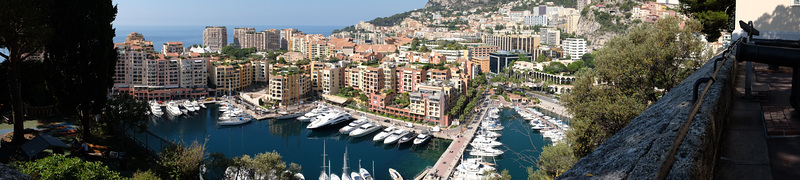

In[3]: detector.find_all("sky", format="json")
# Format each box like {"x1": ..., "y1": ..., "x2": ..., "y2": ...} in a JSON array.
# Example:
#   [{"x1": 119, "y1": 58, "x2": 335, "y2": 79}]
[{"x1": 113, "y1": 0, "x2": 429, "y2": 26}]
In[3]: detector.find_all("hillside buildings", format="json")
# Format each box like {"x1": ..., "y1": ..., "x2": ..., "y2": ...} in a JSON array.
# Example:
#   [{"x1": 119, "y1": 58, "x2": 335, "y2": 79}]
[{"x1": 482, "y1": 34, "x2": 541, "y2": 54}]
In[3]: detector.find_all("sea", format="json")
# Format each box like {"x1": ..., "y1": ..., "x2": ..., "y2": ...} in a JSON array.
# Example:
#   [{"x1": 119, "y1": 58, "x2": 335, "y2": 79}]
[
  {"x1": 113, "y1": 25, "x2": 342, "y2": 48},
  {"x1": 147, "y1": 104, "x2": 565, "y2": 179}
]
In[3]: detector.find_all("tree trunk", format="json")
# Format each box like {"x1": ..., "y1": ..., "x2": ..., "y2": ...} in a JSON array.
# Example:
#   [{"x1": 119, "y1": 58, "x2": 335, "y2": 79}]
[
  {"x1": 78, "y1": 107, "x2": 93, "y2": 141},
  {"x1": 9, "y1": 56, "x2": 26, "y2": 144}
]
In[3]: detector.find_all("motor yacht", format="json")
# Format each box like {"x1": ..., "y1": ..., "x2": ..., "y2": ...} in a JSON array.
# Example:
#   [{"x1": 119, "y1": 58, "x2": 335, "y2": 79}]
[
  {"x1": 166, "y1": 101, "x2": 182, "y2": 116},
  {"x1": 218, "y1": 116, "x2": 252, "y2": 126},
  {"x1": 372, "y1": 126, "x2": 396, "y2": 142},
  {"x1": 398, "y1": 132, "x2": 415, "y2": 144},
  {"x1": 388, "y1": 168, "x2": 403, "y2": 180},
  {"x1": 340, "y1": 117, "x2": 369, "y2": 134},
  {"x1": 307, "y1": 110, "x2": 352, "y2": 129},
  {"x1": 383, "y1": 129, "x2": 409, "y2": 144},
  {"x1": 183, "y1": 100, "x2": 197, "y2": 112},
  {"x1": 149, "y1": 101, "x2": 164, "y2": 116},
  {"x1": 350, "y1": 123, "x2": 382, "y2": 137},
  {"x1": 413, "y1": 133, "x2": 431, "y2": 145}
]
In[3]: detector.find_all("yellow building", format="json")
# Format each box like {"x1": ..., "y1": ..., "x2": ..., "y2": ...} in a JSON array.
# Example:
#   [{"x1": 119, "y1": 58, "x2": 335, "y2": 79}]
[{"x1": 210, "y1": 60, "x2": 253, "y2": 93}]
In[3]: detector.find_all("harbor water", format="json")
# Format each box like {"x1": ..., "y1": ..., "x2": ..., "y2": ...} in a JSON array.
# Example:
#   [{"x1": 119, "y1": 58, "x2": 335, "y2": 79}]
[{"x1": 147, "y1": 104, "x2": 450, "y2": 179}]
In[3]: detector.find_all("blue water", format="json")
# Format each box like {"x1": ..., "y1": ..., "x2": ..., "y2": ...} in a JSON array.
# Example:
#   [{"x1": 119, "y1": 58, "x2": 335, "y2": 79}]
[
  {"x1": 491, "y1": 108, "x2": 558, "y2": 179},
  {"x1": 148, "y1": 104, "x2": 450, "y2": 179},
  {"x1": 113, "y1": 25, "x2": 340, "y2": 48}
]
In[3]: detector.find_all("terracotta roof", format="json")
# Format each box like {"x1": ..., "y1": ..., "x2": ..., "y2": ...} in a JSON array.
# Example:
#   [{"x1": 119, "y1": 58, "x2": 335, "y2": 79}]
[{"x1": 355, "y1": 45, "x2": 397, "y2": 53}]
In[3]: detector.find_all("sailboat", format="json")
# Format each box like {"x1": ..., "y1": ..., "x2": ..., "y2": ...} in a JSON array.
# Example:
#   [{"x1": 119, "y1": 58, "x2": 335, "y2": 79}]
[
  {"x1": 358, "y1": 159, "x2": 373, "y2": 180},
  {"x1": 319, "y1": 141, "x2": 329, "y2": 180},
  {"x1": 341, "y1": 147, "x2": 351, "y2": 180}
]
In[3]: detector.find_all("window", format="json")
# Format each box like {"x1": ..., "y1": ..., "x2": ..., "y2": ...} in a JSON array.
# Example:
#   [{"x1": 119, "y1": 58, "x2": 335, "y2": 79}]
[{"x1": 795, "y1": 0, "x2": 800, "y2": 6}]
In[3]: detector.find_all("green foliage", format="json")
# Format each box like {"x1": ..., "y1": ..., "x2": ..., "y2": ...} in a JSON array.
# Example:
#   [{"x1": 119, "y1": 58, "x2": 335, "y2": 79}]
[
  {"x1": 132, "y1": 170, "x2": 162, "y2": 180},
  {"x1": 359, "y1": 94, "x2": 368, "y2": 102},
  {"x1": 679, "y1": 0, "x2": 735, "y2": 41},
  {"x1": 160, "y1": 140, "x2": 206, "y2": 180},
  {"x1": 336, "y1": 86, "x2": 361, "y2": 98},
  {"x1": 368, "y1": 11, "x2": 413, "y2": 26},
  {"x1": 518, "y1": 54, "x2": 530, "y2": 62},
  {"x1": 542, "y1": 0, "x2": 576, "y2": 8},
  {"x1": 221, "y1": 46, "x2": 257, "y2": 60},
  {"x1": 229, "y1": 151, "x2": 302, "y2": 180},
  {"x1": 593, "y1": 10, "x2": 629, "y2": 33},
  {"x1": 13, "y1": 154, "x2": 123, "y2": 180},
  {"x1": 295, "y1": 59, "x2": 311, "y2": 66},
  {"x1": 544, "y1": 62, "x2": 567, "y2": 74},
  {"x1": 392, "y1": 92, "x2": 411, "y2": 108},
  {"x1": 562, "y1": 17, "x2": 705, "y2": 157},
  {"x1": 529, "y1": 143, "x2": 577, "y2": 179},
  {"x1": 581, "y1": 53, "x2": 595, "y2": 68},
  {"x1": 566, "y1": 60, "x2": 584, "y2": 73},
  {"x1": 537, "y1": 53, "x2": 548, "y2": 63}
]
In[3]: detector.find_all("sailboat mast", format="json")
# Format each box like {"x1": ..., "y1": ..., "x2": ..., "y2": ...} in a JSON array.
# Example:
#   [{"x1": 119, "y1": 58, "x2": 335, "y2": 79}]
[
  {"x1": 322, "y1": 141, "x2": 328, "y2": 175},
  {"x1": 343, "y1": 146, "x2": 349, "y2": 174}
]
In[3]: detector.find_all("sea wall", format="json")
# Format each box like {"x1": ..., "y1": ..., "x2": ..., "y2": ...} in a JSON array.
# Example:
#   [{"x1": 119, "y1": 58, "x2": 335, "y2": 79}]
[{"x1": 558, "y1": 54, "x2": 736, "y2": 179}]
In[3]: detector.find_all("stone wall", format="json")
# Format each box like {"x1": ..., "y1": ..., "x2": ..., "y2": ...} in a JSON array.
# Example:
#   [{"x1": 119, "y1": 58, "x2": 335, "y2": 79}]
[{"x1": 558, "y1": 54, "x2": 736, "y2": 179}]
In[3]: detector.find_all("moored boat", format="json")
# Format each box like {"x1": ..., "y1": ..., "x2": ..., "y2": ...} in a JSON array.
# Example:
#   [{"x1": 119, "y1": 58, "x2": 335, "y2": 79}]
[
  {"x1": 413, "y1": 133, "x2": 431, "y2": 145},
  {"x1": 350, "y1": 123, "x2": 382, "y2": 137},
  {"x1": 388, "y1": 168, "x2": 403, "y2": 180},
  {"x1": 372, "y1": 126, "x2": 396, "y2": 142}
]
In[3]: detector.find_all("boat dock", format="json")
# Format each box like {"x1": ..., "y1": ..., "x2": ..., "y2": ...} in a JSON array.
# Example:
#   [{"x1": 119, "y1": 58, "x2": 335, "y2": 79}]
[
  {"x1": 422, "y1": 102, "x2": 491, "y2": 180},
  {"x1": 324, "y1": 102, "x2": 459, "y2": 141}
]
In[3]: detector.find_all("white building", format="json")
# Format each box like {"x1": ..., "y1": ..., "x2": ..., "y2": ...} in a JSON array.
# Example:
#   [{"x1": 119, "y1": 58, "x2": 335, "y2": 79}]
[
  {"x1": 563, "y1": 38, "x2": 587, "y2": 60},
  {"x1": 524, "y1": 15, "x2": 548, "y2": 26},
  {"x1": 541, "y1": 28, "x2": 561, "y2": 46}
]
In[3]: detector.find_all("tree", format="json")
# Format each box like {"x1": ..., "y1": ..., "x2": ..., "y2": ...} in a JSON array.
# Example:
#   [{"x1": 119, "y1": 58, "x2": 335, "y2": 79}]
[
  {"x1": 566, "y1": 60, "x2": 584, "y2": 73},
  {"x1": 228, "y1": 151, "x2": 303, "y2": 180},
  {"x1": 581, "y1": 53, "x2": 595, "y2": 68},
  {"x1": 518, "y1": 53, "x2": 530, "y2": 62},
  {"x1": 562, "y1": 17, "x2": 705, "y2": 157},
  {"x1": 546, "y1": 62, "x2": 567, "y2": 74},
  {"x1": 44, "y1": 0, "x2": 118, "y2": 141},
  {"x1": 160, "y1": 140, "x2": 206, "y2": 180},
  {"x1": 103, "y1": 93, "x2": 150, "y2": 133},
  {"x1": 13, "y1": 154, "x2": 124, "y2": 180},
  {"x1": 536, "y1": 53, "x2": 548, "y2": 63},
  {"x1": 679, "y1": 0, "x2": 735, "y2": 42},
  {"x1": 529, "y1": 143, "x2": 577, "y2": 179},
  {"x1": 0, "y1": 0, "x2": 52, "y2": 144}
]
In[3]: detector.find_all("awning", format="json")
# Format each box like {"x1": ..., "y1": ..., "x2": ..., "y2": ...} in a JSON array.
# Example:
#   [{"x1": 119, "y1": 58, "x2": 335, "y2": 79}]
[{"x1": 322, "y1": 94, "x2": 350, "y2": 104}]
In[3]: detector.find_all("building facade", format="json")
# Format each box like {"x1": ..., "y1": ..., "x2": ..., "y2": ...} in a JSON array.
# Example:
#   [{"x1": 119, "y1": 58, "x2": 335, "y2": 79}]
[
  {"x1": 489, "y1": 50, "x2": 532, "y2": 74},
  {"x1": 563, "y1": 38, "x2": 587, "y2": 60},
  {"x1": 203, "y1": 26, "x2": 227, "y2": 52},
  {"x1": 482, "y1": 34, "x2": 541, "y2": 54}
]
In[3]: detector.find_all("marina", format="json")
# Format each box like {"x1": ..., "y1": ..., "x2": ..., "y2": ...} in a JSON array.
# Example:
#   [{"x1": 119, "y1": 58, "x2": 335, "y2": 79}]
[{"x1": 146, "y1": 103, "x2": 451, "y2": 179}]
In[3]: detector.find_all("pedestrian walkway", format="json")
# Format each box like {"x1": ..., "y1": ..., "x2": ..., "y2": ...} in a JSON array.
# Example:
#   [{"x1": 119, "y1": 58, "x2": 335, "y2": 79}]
[{"x1": 716, "y1": 63, "x2": 800, "y2": 179}]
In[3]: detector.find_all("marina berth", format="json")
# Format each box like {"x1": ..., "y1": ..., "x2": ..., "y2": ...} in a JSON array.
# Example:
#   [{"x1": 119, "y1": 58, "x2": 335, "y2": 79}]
[
  {"x1": 307, "y1": 110, "x2": 352, "y2": 129},
  {"x1": 413, "y1": 133, "x2": 431, "y2": 145},
  {"x1": 383, "y1": 129, "x2": 409, "y2": 144},
  {"x1": 340, "y1": 117, "x2": 369, "y2": 134},
  {"x1": 349, "y1": 123, "x2": 382, "y2": 137},
  {"x1": 372, "y1": 126, "x2": 396, "y2": 142}
]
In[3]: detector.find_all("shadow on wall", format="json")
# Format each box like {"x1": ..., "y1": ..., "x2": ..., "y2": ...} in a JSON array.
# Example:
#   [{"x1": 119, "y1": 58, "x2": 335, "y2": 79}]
[{"x1": 755, "y1": 5, "x2": 800, "y2": 33}]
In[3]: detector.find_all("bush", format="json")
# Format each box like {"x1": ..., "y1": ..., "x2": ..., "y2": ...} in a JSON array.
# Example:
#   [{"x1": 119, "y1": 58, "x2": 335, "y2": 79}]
[
  {"x1": 132, "y1": 170, "x2": 161, "y2": 180},
  {"x1": 13, "y1": 154, "x2": 123, "y2": 180}
]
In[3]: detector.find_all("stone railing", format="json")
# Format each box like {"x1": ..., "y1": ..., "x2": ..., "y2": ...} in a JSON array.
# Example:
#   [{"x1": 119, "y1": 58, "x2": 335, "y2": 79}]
[{"x1": 558, "y1": 52, "x2": 736, "y2": 179}]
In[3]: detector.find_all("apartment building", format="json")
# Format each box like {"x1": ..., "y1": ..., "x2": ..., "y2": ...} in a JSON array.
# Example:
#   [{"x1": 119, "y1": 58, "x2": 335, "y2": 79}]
[
  {"x1": 321, "y1": 64, "x2": 345, "y2": 95},
  {"x1": 563, "y1": 38, "x2": 587, "y2": 60},
  {"x1": 162, "y1": 42, "x2": 184, "y2": 54},
  {"x1": 203, "y1": 26, "x2": 227, "y2": 52},
  {"x1": 113, "y1": 46, "x2": 208, "y2": 100},
  {"x1": 369, "y1": 80, "x2": 458, "y2": 127},
  {"x1": 428, "y1": 69, "x2": 451, "y2": 81},
  {"x1": 117, "y1": 32, "x2": 155, "y2": 54},
  {"x1": 523, "y1": 15, "x2": 548, "y2": 26},
  {"x1": 238, "y1": 29, "x2": 281, "y2": 51},
  {"x1": 268, "y1": 72, "x2": 300, "y2": 106},
  {"x1": 468, "y1": 46, "x2": 498, "y2": 58},
  {"x1": 396, "y1": 67, "x2": 428, "y2": 93},
  {"x1": 252, "y1": 60, "x2": 269, "y2": 83},
  {"x1": 540, "y1": 28, "x2": 561, "y2": 46},
  {"x1": 209, "y1": 60, "x2": 253, "y2": 93},
  {"x1": 362, "y1": 67, "x2": 384, "y2": 96},
  {"x1": 482, "y1": 34, "x2": 541, "y2": 54},
  {"x1": 280, "y1": 29, "x2": 296, "y2": 51},
  {"x1": 234, "y1": 27, "x2": 255, "y2": 45}
]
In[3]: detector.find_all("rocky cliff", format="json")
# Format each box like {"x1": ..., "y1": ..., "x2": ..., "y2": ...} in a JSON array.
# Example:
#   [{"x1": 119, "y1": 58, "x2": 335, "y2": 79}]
[{"x1": 425, "y1": 0, "x2": 513, "y2": 11}]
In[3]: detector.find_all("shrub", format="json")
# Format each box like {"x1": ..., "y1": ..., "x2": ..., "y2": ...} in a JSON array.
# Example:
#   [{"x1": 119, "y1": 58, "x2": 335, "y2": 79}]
[{"x1": 13, "y1": 154, "x2": 123, "y2": 180}]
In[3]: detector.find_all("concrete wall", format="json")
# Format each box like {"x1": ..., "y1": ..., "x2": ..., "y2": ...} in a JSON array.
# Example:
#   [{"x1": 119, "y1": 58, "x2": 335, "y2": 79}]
[{"x1": 558, "y1": 53, "x2": 736, "y2": 179}]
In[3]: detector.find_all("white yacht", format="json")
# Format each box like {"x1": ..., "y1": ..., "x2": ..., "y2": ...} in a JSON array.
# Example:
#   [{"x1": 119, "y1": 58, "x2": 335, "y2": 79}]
[
  {"x1": 359, "y1": 168, "x2": 373, "y2": 180},
  {"x1": 350, "y1": 172, "x2": 361, "y2": 180},
  {"x1": 388, "y1": 168, "x2": 403, "y2": 180},
  {"x1": 149, "y1": 101, "x2": 164, "y2": 116},
  {"x1": 183, "y1": 101, "x2": 197, "y2": 112},
  {"x1": 453, "y1": 158, "x2": 497, "y2": 180},
  {"x1": 330, "y1": 174, "x2": 340, "y2": 180},
  {"x1": 340, "y1": 117, "x2": 369, "y2": 134},
  {"x1": 350, "y1": 123, "x2": 382, "y2": 137},
  {"x1": 372, "y1": 126, "x2": 396, "y2": 142},
  {"x1": 307, "y1": 110, "x2": 352, "y2": 129},
  {"x1": 166, "y1": 101, "x2": 182, "y2": 116},
  {"x1": 413, "y1": 133, "x2": 431, "y2": 145},
  {"x1": 218, "y1": 116, "x2": 252, "y2": 126},
  {"x1": 383, "y1": 129, "x2": 409, "y2": 144},
  {"x1": 398, "y1": 132, "x2": 415, "y2": 144}
]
